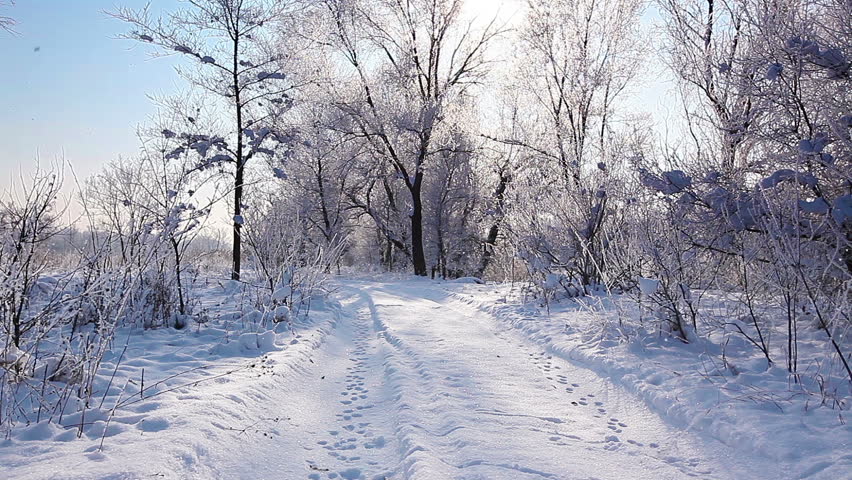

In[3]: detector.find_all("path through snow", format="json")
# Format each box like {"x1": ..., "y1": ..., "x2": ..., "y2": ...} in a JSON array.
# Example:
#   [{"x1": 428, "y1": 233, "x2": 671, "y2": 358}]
[
  {"x1": 3, "y1": 278, "x2": 793, "y2": 479},
  {"x1": 281, "y1": 279, "x2": 785, "y2": 480}
]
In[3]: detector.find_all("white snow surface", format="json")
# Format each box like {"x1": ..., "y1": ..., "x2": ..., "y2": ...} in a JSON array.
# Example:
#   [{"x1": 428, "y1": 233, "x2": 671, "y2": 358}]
[{"x1": 1, "y1": 277, "x2": 848, "y2": 479}]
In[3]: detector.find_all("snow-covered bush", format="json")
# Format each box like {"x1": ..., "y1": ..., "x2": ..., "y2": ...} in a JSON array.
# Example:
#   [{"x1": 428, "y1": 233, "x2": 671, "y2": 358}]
[
  {"x1": 641, "y1": 0, "x2": 852, "y2": 381},
  {"x1": 0, "y1": 171, "x2": 65, "y2": 351},
  {"x1": 0, "y1": 155, "x2": 220, "y2": 431},
  {"x1": 507, "y1": 130, "x2": 648, "y2": 296},
  {"x1": 492, "y1": 0, "x2": 647, "y2": 293},
  {"x1": 83, "y1": 134, "x2": 212, "y2": 330},
  {"x1": 0, "y1": 171, "x2": 128, "y2": 430},
  {"x1": 242, "y1": 185, "x2": 345, "y2": 319}
]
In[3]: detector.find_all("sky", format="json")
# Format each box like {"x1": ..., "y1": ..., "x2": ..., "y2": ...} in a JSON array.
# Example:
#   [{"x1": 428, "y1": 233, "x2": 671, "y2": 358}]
[
  {"x1": 0, "y1": 1, "x2": 522, "y2": 185},
  {"x1": 0, "y1": 0, "x2": 181, "y2": 185},
  {"x1": 0, "y1": 0, "x2": 676, "y2": 211}
]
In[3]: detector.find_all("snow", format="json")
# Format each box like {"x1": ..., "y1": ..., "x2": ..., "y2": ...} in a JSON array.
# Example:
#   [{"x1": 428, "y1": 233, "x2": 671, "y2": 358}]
[
  {"x1": 543, "y1": 272, "x2": 563, "y2": 290},
  {"x1": 274, "y1": 304, "x2": 291, "y2": 323},
  {"x1": 1, "y1": 277, "x2": 847, "y2": 479},
  {"x1": 445, "y1": 276, "x2": 484, "y2": 284},
  {"x1": 208, "y1": 154, "x2": 231, "y2": 164},
  {"x1": 662, "y1": 170, "x2": 692, "y2": 190},
  {"x1": 0, "y1": 345, "x2": 25, "y2": 366},
  {"x1": 639, "y1": 169, "x2": 692, "y2": 194},
  {"x1": 444, "y1": 281, "x2": 852, "y2": 480},
  {"x1": 257, "y1": 71, "x2": 286, "y2": 81},
  {"x1": 833, "y1": 194, "x2": 852, "y2": 222},
  {"x1": 798, "y1": 134, "x2": 828, "y2": 154},
  {"x1": 759, "y1": 169, "x2": 818, "y2": 189},
  {"x1": 637, "y1": 277, "x2": 660, "y2": 296},
  {"x1": 766, "y1": 62, "x2": 783, "y2": 80},
  {"x1": 272, "y1": 285, "x2": 292, "y2": 302},
  {"x1": 0, "y1": 279, "x2": 341, "y2": 480},
  {"x1": 165, "y1": 146, "x2": 184, "y2": 160},
  {"x1": 799, "y1": 197, "x2": 830, "y2": 214},
  {"x1": 273, "y1": 167, "x2": 288, "y2": 179}
]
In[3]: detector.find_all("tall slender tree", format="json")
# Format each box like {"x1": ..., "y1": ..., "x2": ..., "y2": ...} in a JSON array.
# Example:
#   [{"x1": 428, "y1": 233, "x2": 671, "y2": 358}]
[{"x1": 113, "y1": 0, "x2": 299, "y2": 280}]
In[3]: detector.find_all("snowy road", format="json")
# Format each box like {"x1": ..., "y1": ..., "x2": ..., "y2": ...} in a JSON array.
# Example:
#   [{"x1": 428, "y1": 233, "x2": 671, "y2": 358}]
[
  {"x1": 253, "y1": 279, "x2": 786, "y2": 480},
  {"x1": 5, "y1": 278, "x2": 794, "y2": 480}
]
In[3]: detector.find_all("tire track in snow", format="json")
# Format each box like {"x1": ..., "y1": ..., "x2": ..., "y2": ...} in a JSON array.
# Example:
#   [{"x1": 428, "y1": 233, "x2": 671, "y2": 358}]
[
  {"x1": 351, "y1": 287, "x2": 462, "y2": 479},
  {"x1": 355, "y1": 283, "x2": 594, "y2": 479}
]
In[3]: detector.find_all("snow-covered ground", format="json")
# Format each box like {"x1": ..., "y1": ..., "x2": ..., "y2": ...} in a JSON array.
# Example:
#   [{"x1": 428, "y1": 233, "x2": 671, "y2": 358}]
[
  {"x1": 1, "y1": 277, "x2": 848, "y2": 479},
  {"x1": 441, "y1": 280, "x2": 852, "y2": 480}
]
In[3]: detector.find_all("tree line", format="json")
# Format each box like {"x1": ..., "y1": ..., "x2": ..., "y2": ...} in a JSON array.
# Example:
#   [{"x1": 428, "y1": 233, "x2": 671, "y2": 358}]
[{"x1": 0, "y1": 0, "x2": 849, "y2": 427}]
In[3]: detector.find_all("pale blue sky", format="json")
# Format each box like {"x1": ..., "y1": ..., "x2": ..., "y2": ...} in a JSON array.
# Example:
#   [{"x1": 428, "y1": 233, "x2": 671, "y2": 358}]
[{"x1": 1, "y1": 0, "x2": 181, "y2": 183}]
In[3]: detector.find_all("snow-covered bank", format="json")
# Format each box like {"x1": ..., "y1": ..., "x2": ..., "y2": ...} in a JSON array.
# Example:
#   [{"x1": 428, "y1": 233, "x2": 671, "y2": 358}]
[
  {"x1": 441, "y1": 281, "x2": 852, "y2": 479},
  {"x1": 0, "y1": 280, "x2": 341, "y2": 480}
]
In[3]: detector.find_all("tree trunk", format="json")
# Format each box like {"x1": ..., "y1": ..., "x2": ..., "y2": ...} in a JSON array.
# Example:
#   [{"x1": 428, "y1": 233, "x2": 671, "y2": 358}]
[
  {"x1": 410, "y1": 184, "x2": 427, "y2": 276},
  {"x1": 232, "y1": 163, "x2": 243, "y2": 280},
  {"x1": 231, "y1": 32, "x2": 243, "y2": 281},
  {"x1": 476, "y1": 171, "x2": 510, "y2": 278},
  {"x1": 171, "y1": 237, "x2": 186, "y2": 316}
]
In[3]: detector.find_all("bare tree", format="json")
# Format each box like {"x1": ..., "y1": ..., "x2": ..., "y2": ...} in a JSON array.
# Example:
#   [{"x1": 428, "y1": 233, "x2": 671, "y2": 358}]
[
  {"x1": 497, "y1": 0, "x2": 646, "y2": 290},
  {"x1": 112, "y1": 0, "x2": 300, "y2": 280},
  {"x1": 658, "y1": 0, "x2": 761, "y2": 174},
  {"x1": 320, "y1": 0, "x2": 503, "y2": 276},
  {"x1": 0, "y1": 171, "x2": 65, "y2": 347},
  {"x1": 425, "y1": 130, "x2": 480, "y2": 278},
  {"x1": 284, "y1": 103, "x2": 357, "y2": 252}
]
